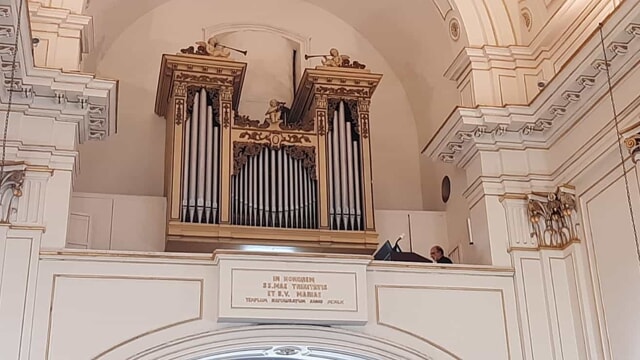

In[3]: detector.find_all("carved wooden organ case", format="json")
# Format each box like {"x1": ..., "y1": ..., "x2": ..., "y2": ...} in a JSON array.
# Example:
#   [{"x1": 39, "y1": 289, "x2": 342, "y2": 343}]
[{"x1": 155, "y1": 54, "x2": 382, "y2": 254}]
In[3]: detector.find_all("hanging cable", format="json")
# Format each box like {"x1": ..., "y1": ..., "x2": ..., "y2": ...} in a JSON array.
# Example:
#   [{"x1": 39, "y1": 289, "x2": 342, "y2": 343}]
[
  {"x1": 0, "y1": 0, "x2": 25, "y2": 179},
  {"x1": 598, "y1": 23, "x2": 640, "y2": 265}
]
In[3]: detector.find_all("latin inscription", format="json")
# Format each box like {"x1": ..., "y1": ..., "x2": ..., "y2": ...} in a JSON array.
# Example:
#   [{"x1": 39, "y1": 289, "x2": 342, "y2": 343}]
[{"x1": 244, "y1": 275, "x2": 345, "y2": 305}]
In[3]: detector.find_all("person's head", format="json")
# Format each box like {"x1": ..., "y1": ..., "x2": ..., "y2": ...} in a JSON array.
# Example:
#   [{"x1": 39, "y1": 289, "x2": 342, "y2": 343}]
[
  {"x1": 329, "y1": 48, "x2": 339, "y2": 56},
  {"x1": 430, "y1": 245, "x2": 445, "y2": 261}
]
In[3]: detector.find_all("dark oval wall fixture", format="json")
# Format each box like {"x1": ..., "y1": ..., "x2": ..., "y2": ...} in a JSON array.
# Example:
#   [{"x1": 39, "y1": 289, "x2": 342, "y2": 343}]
[{"x1": 441, "y1": 176, "x2": 451, "y2": 203}]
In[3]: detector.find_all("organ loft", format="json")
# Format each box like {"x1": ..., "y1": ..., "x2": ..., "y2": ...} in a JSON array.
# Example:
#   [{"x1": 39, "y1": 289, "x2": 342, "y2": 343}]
[{"x1": 155, "y1": 37, "x2": 382, "y2": 254}]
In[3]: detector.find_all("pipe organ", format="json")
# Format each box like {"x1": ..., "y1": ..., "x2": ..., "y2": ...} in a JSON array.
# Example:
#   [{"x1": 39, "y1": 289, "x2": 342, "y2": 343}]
[{"x1": 155, "y1": 49, "x2": 382, "y2": 254}]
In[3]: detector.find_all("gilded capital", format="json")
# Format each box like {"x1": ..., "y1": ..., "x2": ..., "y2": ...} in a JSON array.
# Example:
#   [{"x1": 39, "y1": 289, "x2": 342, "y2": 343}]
[
  {"x1": 527, "y1": 185, "x2": 580, "y2": 249},
  {"x1": 624, "y1": 133, "x2": 640, "y2": 163}
]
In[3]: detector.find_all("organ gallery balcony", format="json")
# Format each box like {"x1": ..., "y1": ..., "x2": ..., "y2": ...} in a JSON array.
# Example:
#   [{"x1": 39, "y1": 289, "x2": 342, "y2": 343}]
[{"x1": 155, "y1": 45, "x2": 382, "y2": 254}]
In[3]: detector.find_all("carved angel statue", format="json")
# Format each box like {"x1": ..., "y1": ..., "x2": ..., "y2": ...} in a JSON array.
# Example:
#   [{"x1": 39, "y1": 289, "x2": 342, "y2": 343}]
[
  {"x1": 322, "y1": 48, "x2": 348, "y2": 67},
  {"x1": 265, "y1": 99, "x2": 289, "y2": 124},
  {"x1": 195, "y1": 37, "x2": 231, "y2": 58}
]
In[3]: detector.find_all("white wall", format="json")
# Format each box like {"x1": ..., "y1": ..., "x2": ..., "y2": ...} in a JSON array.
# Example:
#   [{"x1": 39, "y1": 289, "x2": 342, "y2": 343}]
[
  {"x1": 69, "y1": 193, "x2": 450, "y2": 257},
  {"x1": 578, "y1": 165, "x2": 640, "y2": 360},
  {"x1": 27, "y1": 250, "x2": 521, "y2": 360},
  {"x1": 68, "y1": 193, "x2": 166, "y2": 251}
]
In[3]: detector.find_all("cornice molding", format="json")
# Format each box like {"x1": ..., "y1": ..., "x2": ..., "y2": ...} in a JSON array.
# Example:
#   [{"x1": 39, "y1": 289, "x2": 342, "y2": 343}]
[
  {"x1": 0, "y1": 0, "x2": 116, "y2": 143},
  {"x1": 427, "y1": 0, "x2": 640, "y2": 171}
]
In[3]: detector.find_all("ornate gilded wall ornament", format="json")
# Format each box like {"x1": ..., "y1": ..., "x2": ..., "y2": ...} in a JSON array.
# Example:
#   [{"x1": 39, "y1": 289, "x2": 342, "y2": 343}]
[
  {"x1": 521, "y1": 8, "x2": 532, "y2": 31},
  {"x1": 528, "y1": 185, "x2": 580, "y2": 249},
  {"x1": 449, "y1": 18, "x2": 461, "y2": 41},
  {"x1": 0, "y1": 166, "x2": 25, "y2": 224}
]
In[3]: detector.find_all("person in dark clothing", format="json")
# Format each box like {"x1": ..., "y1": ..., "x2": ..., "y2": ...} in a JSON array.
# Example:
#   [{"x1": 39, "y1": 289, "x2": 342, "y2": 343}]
[{"x1": 430, "y1": 245, "x2": 453, "y2": 264}]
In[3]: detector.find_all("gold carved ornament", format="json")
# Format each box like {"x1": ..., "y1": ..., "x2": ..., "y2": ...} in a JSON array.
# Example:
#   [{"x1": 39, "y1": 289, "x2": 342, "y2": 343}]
[
  {"x1": 232, "y1": 142, "x2": 316, "y2": 180},
  {"x1": 0, "y1": 168, "x2": 25, "y2": 224},
  {"x1": 528, "y1": 186, "x2": 579, "y2": 248}
]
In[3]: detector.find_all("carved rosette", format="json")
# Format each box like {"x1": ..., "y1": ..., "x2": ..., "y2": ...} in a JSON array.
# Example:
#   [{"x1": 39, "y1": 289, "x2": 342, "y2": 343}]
[
  {"x1": 233, "y1": 142, "x2": 316, "y2": 180},
  {"x1": 0, "y1": 168, "x2": 25, "y2": 224},
  {"x1": 527, "y1": 185, "x2": 579, "y2": 249}
]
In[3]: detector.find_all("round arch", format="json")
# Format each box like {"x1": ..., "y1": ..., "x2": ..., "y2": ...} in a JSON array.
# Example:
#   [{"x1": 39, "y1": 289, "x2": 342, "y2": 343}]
[{"x1": 97, "y1": 325, "x2": 457, "y2": 360}]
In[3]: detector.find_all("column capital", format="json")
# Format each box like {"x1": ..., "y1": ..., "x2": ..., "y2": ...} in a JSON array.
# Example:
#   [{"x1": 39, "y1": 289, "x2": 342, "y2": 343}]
[{"x1": 527, "y1": 185, "x2": 580, "y2": 250}]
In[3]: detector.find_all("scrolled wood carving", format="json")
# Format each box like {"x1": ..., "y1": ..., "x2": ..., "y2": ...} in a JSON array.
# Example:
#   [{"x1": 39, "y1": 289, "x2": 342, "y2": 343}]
[
  {"x1": 278, "y1": 118, "x2": 314, "y2": 132},
  {"x1": 284, "y1": 145, "x2": 317, "y2": 180},
  {"x1": 233, "y1": 142, "x2": 316, "y2": 180},
  {"x1": 234, "y1": 114, "x2": 270, "y2": 129},
  {"x1": 233, "y1": 142, "x2": 267, "y2": 175},
  {"x1": 327, "y1": 98, "x2": 359, "y2": 134},
  {"x1": 186, "y1": 86, "x2": 220, "y2": 124}
]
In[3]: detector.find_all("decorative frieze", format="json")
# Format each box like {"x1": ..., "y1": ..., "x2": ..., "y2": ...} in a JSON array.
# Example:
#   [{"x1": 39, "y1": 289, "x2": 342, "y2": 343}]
[{"x1": 428, "y1": 4, "x2": 640, "y2": 166}]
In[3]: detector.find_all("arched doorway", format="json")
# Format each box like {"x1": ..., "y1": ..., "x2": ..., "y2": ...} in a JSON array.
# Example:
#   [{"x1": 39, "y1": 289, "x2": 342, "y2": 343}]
[{"x1": 99, "y1": 325, "x2": 453, "y2": 360}]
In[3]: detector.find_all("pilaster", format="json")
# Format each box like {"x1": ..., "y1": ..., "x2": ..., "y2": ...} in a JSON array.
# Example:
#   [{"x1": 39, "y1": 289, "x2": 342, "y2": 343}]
[{"x1": 501, "y1": 186, "x2": 603, "y2": 359}]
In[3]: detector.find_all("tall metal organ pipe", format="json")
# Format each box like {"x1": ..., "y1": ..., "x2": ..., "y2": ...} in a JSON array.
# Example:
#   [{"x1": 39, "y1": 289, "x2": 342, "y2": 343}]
[
  {"x1": 181, "y1": 88, "x2": 221, "y2": 224},
  {"x1": 231, "y1": 147, "x2": 318, "y2": 229},
  {"x1": 328, "y1": 101, "x2": 363, "y2": 230}
]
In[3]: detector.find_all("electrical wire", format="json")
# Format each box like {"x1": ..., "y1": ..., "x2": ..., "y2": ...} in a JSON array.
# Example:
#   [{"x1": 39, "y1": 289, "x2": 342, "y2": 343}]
[
  {"x1": 0, "y1": 0, "x2": 25, "y2": 179},
  {"x1": 598, "y1": 23, "x2": 640, "y2": 265}
]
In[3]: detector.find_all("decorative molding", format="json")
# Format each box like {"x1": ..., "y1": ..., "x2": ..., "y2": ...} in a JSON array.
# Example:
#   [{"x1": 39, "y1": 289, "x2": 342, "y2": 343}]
[
  {"x1": 521, "y1": 8, "x2": 532, "y2": 31},
  {"x1": 232, "y1": 142, "x2": 316, "y2": 179},
  {"x1": 0, "y1": 0, "x2": 118, "y2": 143},
  {"x1": 527, "y1": 185, "x2": 579, "y2": 249},
  {"x1": 238, "y1": 131, "x2": 311, "y2": 147},
  {"x1": 428, "y1": 3, "x2": 640, "y2": 166},
  {"x1": 449, "y1": 18, "x2": 461, "y2": 41}
]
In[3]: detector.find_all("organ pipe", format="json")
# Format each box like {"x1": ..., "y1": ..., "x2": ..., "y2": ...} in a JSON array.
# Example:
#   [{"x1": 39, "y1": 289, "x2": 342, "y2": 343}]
[
  {"x1": 181, "y1": 87, "x2": 221, "y2": 224},
  {"x1": 231, "y1": 147, "x2": 318, "y2": 229},
  {"x1": 328, "y1": 101, "x2": 363, "y2": 231},
  {"x1": 157, "y1": 53, "x2": 383, "y2": 253}
]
